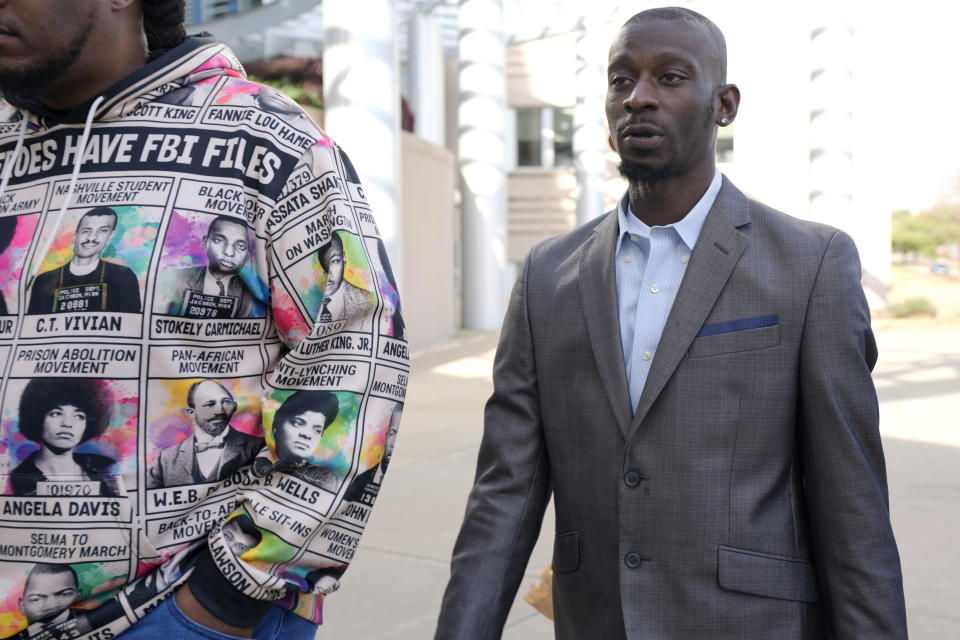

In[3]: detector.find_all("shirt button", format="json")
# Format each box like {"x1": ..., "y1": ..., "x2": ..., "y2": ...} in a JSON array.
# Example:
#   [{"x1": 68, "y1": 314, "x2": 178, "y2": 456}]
[
  {"x1": 680, "y1": 255, "x2": 689, "y2": 264},
  {"x1": 624, "y1": 470, "x2": 642, "y2": 487},
  {"x1": 631, "y1": 234, "x2": 639, "y2": 242},
  {"x1": 624, "y1": 256, "x2": 631, "y2": 263},
  {"x1": 650, "y1": 284, "x2": 659, "y2": 294},
  {"x1": 641, "y1": 351, "x2": 651, "y2": 361},
  {"x1": 625, "y1": 552, "x2": 642, "y2": 569}
]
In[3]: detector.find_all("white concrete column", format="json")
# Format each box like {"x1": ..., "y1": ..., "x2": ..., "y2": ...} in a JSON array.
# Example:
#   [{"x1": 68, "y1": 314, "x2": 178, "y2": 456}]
[
  {"x1": 809, "y1": 2, "x2": 887, "y2": 307},
  {"x1": 458, "y1": 0, "x2": 507, "y2": 330},
  {"x1": 808, "y1": 13, "x2": 854, "y2": 228},
  {"x1": 540, "y1": 106, "x2": 555, "y2": 168},
  {"x1": 573, "y1": 18, "x2": 608, "y2": 224},
  {"x1": 323, "y1": 0, "x2": 403, "y2": 289},
  {"x1": 409, "y1": 13, "x2": 446, "y2": 146}
]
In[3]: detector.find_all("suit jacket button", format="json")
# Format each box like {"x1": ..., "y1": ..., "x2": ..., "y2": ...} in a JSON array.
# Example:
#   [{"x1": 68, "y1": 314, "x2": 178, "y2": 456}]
[
  {"x1": 624, "y1": 470, "x2": 642, "y2": 487},
  {"x1": 624, "y1": 552, "x2": 642, "y2": 569}
]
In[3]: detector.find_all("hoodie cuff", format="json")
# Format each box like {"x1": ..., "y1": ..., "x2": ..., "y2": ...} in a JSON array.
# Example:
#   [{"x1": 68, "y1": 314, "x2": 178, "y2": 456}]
[{"x1": 186, "y1": 548, "x2": 274, "y2": 628}]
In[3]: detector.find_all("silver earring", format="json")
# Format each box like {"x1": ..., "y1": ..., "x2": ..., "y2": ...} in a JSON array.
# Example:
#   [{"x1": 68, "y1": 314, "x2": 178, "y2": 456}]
[{"x1": 719, "y1": 117, "x2": 728, "y2": 125}]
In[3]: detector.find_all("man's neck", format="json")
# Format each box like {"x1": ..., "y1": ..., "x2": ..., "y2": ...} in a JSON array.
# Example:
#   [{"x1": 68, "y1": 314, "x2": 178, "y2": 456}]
[
  {"x1": 68, "y1": 257, "x2": 101, "y2": 275},
  {"x1": 627, "y1": 164, "x2": 716, "y2": 227}
]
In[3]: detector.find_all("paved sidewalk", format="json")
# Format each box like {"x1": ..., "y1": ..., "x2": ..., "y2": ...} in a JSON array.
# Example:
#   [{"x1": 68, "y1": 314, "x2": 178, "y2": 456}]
[{"x1": 318, "y1": 325, "x2": 960, "y2": 639}]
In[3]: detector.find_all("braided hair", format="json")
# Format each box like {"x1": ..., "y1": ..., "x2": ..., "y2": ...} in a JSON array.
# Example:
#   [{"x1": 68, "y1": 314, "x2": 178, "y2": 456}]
[{"x1": 142, "y1": 0, "x2": 187, "y2": 61}]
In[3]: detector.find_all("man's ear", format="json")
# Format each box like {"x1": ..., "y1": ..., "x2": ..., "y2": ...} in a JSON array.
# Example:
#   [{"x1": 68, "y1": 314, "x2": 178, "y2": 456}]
[
  {"x1": 716, "y1": 83, "x2": 740, "y2": 126},
  {"x1": 608, "y1": 135, "x2": 616, "y2": 152},
  {"x1": 111, "y1": 0, "x2": 138, "y2": 11}
]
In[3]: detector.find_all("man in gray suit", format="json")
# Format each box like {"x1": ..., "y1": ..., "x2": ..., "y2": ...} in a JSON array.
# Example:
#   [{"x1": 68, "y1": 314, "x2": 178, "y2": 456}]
[
  {"x1": 436, "y1": 7, "x2": 906, "y2": 639},
  {"x1": 147, "y1": 379, "x2": 262, "y2": 489}
]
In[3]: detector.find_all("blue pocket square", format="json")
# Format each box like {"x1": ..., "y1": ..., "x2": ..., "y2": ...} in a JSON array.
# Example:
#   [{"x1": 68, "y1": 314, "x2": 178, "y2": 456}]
[{"x1": 697, "y1": 314, "x2": 778, "y2": 338}]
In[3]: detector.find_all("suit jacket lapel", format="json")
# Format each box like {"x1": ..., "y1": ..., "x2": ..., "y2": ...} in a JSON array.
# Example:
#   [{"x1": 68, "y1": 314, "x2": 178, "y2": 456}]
[
  {"x1": 579, "y1": 211, "x2": 633, "y2": 439},
  {"x1": 628, "y1": 178, "x2": 752, "y2": 437},
  {"x1": 174, "y1": 436, "x2": 196, "y2": 481}
]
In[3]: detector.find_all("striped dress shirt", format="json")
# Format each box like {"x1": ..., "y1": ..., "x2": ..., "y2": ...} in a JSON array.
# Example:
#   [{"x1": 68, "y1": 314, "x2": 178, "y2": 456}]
[{"x1": 615, "y1": 169, "x2": 722, "y2": 411}]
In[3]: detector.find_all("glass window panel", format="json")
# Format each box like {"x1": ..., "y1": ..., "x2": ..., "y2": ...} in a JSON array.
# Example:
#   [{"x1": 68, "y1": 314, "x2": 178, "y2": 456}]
[
  {"x1": 517, "y1": 108, "x2": 542, "y2": 167},
  {"x1": 553, "y1": 107, "x2": 574, "y2": 168}
]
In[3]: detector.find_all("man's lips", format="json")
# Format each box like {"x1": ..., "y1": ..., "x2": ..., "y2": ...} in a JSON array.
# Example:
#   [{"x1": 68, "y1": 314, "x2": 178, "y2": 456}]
[{"x1": 620, "y1": 123, "x2": 665, "y2": 150}]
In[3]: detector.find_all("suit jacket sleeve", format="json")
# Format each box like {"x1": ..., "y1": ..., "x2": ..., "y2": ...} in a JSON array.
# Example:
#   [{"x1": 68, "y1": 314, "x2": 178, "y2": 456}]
[
  {"x1": 798, "y1": 230, "x2": 907, "y2": 637},
  {"x1": 436, "y1": 253, "x2": 552, "y2": 640}
]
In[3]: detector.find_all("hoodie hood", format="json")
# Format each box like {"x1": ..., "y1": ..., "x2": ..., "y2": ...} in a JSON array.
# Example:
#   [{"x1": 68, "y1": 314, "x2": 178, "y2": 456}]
[
  {"x1": 0, "y1": 34, "x2": 249, "y2": 283},
  {"x1": 2, "y1": 33, "x2": 246, "y2": 129}
]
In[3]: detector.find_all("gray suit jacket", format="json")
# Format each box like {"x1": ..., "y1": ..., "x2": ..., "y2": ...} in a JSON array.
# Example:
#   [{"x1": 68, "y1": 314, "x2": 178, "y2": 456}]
[
  {"x1": 147, "y1": 427, "x2": 263, "y2": 489},
  {"x1": 436, "y1": 178, "x2": 906, "y2": 639}
]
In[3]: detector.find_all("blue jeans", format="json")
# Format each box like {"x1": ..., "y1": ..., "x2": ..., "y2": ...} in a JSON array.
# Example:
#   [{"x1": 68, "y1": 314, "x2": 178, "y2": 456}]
[{"x1": 117, "y1": 595, "x2": 318, "y2": 639}]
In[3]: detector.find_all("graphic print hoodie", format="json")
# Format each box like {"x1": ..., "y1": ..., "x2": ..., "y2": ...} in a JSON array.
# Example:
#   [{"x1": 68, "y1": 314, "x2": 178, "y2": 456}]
[{"x1": 0, "y1": 35, "x2": 407, "y2": 639}]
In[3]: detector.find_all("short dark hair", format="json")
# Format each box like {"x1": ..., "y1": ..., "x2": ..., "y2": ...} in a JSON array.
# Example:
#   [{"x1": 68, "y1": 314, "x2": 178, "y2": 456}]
[
  {"x1": 142, "y1": 0, "x2": 187, "y2": 62},
  {"x1": 622, "y1": 7, "x2": 727, "y2": 84},
  {"x1": 317, "y1": 233, "x2": 344, "y2": 271},
  {"x1": 78, "y1": 206, "x2": 118, "y2": 231},
  {"x1": 206, "y1": 215, "x2": 247, "y2": 238},
  {"x1": 26, "y1": 563, "x2": 79, "y2": 591},
  {"x1": 273, "y1": 391, "x2": 339, "y2": 440},
  {"x1": 19, "y1": 379, "x2": 113, "y2": 445}
]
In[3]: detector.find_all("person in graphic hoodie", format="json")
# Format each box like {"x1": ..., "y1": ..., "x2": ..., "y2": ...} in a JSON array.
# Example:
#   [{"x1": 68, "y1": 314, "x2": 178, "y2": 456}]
[{"x1": 0, "y1": 1, "x2": 407, "y2": 639}]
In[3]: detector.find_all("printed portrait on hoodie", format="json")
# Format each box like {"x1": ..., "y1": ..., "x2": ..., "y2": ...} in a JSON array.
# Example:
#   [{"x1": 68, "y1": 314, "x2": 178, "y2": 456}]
[
  {"x1": 154, "y1": 210, "x2": 268, "y2": 320},
  {"x1": 0, "y1": 561, "x2": 128, "y2": 640},
  {"x1": 25, "y1": 205, "x2": 160, "y2": 316},
  {"x1": 252, "y1": 389, "x2": 362, "y2": 498},
  {"x1": 274, "y1": 229, "x2": 377, "y2": 338},
  {"x1": 0, "y1": 377, "x2": 138, "y2": 497},
  {"x1": 145, "y1": 377, "x2": 264, "y2": 491},
  {"x1": 0, "y1": 214, "x2": 39, "y2": 318}
]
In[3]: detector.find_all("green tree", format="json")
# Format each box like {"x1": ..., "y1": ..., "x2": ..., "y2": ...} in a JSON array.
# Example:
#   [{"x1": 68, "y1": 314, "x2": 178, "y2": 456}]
[{"x1": 891, "y1": 206, "x2": 960, "y2": 260}]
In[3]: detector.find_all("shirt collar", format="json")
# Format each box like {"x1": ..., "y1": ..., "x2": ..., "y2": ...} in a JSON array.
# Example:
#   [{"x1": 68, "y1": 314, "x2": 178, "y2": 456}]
[{"x1": 616, "y1": 169, "x2": 722, "y2": 252}]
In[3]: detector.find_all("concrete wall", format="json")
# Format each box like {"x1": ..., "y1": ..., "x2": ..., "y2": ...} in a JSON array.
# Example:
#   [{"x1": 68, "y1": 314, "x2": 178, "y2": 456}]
[
  {"x1": 400, "y1": 131, "x2": 457, "y2": 351},
  {"x1": 506, "y1": 169, "x2": 576, "y2": 262},
  {"x1": 506, "y1": 33, "x2": 577, "y2": 108}
]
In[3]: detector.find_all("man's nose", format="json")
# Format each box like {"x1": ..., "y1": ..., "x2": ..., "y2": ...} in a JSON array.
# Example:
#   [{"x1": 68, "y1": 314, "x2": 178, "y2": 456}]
[
  {"x1": 624, "y1": 77, "x2": 659, "y2": 112},
  {"x1": 223, "y1": 243, "x2": 235, "y2": 256}
]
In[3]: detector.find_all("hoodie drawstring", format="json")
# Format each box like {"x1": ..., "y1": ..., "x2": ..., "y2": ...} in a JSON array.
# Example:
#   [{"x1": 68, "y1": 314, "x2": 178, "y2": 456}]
[{"x1": 27, "y1": 95, "x2": 105, "y2": 284}]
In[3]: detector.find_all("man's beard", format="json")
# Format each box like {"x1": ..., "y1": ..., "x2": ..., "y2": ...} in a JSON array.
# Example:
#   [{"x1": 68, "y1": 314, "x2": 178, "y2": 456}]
[
  {"x1": 617, "y1": 159, "x2": 677, "y2": 184},
  {"x1": 196, "y1": 417, "x2": 229, "y2": 437},
  {"x1": 0, "y1": 15, "x2": 95, "y2": 110},
  {"x1": 617, "y1": 101, "x2": 717, "y2": 186}
]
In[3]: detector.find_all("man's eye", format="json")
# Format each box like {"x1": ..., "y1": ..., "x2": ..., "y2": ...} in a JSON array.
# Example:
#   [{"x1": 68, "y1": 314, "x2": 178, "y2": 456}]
[
  {"x1": 661, "y1": 73, "x2": 684, "y2": 82},
  {"x1": 234, "y1": 242, "x2": 248, "y2": 252},
  {"x1": 610, "y1": 76, "x2": 630, "y2": 87}
]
